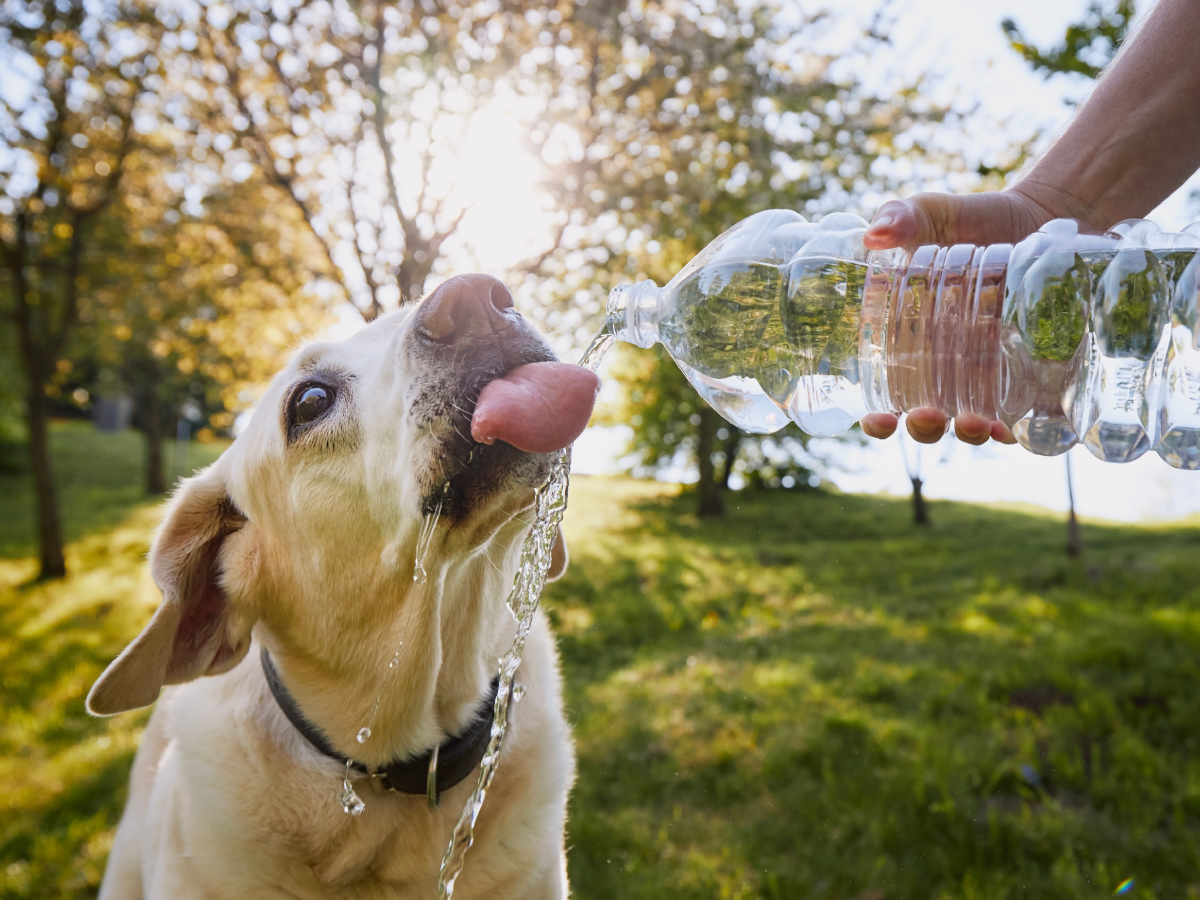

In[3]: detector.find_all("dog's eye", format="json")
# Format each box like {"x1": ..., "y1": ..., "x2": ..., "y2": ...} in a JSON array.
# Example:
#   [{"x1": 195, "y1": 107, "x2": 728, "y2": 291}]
[{"x1": 293, "y1": 385, "x2": 333, "y2": 425}]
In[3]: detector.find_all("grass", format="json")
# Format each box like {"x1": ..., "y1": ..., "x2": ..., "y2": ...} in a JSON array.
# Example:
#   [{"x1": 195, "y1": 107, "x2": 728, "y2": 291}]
[
  {"x1": 0, "y1": 421, "x2": 223, "y2": 560},
  {"x1": 3, "y1": 426, "x2": 1200, "y2": 898},
  {"x1": 0, "y1": 424, "x2": 225, "y2": 897},
  {"x1": 551, "y1": 480, "x2": 1200, "y2": 900}
]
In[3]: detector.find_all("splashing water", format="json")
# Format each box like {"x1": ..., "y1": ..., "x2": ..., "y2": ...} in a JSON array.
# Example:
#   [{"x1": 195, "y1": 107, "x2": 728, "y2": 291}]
[
  {"x1": 340, "y1": 760, "x2": 366, "y2": 816},
  {"x1": 413, "y1": 500, "x2": 443, "y2": 583},
  {"x1": 339, "y1": 643, "x2": 406, "y2": 813},
  {"x1": 340, "y1": 499, "x2": 441, "y2": 810},
  {"x1": 436, "y1": 331, "x2": 613, "y2": 898}
]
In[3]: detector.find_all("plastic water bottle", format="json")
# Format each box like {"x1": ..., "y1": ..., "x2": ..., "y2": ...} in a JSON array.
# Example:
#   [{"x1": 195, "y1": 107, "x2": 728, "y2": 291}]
[{"x1": 605, "y1": 210, "x2": 1200, "y2": 468}]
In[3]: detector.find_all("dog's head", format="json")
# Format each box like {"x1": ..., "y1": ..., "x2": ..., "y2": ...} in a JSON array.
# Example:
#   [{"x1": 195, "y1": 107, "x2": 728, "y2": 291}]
[{"x1": 88, "y1": 275, "x2": 597, "y2": 717}]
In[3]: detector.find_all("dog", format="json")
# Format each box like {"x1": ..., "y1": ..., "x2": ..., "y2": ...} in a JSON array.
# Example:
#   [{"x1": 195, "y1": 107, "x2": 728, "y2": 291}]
[{"x1": 87, "y1": 274, "x2": 600, "y2": 899}]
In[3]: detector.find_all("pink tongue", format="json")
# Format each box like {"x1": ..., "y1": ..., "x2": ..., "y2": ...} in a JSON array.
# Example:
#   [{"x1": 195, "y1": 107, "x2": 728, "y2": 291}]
[{"x1": 471, "y1": 362, "x2": 600, "y2": 454}]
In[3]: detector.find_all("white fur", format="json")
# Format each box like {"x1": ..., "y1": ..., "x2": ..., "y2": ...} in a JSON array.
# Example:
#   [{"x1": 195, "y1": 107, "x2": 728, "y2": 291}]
[{"x1": 91, "y1": 304, "x2": 576, "y2": 899}]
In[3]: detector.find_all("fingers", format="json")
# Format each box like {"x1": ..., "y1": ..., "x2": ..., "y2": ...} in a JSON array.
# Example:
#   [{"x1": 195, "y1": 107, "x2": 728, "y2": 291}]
[
  {"x1": 863, "y1": 200, "x2": 920, "y2": 250},
  {"x1": 906, "y1": 407, "x2": 948, "y2": 443},
  {"x1": 954, "y1": 413, "x2": 992, "y2": 446},
  {"x1": 991, "y1": 421, "x2": 1018, "y2": 444},
  {"x1": 860, "y1": 409, "x2": 945, "y2": 443},
  {"x1": 862, "y1": 409, "x2": 1017, "y2": 446},
  {"x1": 861, "y1": 412, "x2": 898, "y2": 439},
  {"x1": 863, "y1": 191, "x2": 1059, "y2": 252}
]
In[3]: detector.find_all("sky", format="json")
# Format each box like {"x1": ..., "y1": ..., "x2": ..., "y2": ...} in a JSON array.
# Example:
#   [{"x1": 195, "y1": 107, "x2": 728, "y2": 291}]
[{"x1": 571, "y1": 0, "x2": 1200, "y2": 524}]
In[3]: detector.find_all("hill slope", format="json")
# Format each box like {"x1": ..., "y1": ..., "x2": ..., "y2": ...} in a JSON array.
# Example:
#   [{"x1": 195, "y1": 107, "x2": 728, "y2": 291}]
[{"x1": 2, "y1": 428, "x2": 1199, "y2": 898}]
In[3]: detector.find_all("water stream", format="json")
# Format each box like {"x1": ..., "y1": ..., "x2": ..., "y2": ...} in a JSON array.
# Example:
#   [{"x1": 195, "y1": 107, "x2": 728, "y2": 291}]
[
  {"x1": 331, "y1": 331, "x2": 615, "y2": 889},
  {"x1": 435, "y1": 330, "x2": 614, "y2": 897}
]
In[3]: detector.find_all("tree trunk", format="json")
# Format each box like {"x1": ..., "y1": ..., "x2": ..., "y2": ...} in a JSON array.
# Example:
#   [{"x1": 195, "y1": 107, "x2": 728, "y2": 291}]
[
  {"x1": 697, "y1": 406, "x2": 724, "y2": 517},
  {"x1": 911, "y1": 476, "x2": 928, "y2": 526},
  {"x1": 143, "y1": 365, "x2": 166, "y2": 495},
  {"x1": 24, "y1": 386, "x2": 66, "y2": 579},
  {"x1": 1065, "y1": 453, "x2": 1082, "y2": 557},
  {"x1": 719, "y1": 427, "x2": 742, "y2": 490}
]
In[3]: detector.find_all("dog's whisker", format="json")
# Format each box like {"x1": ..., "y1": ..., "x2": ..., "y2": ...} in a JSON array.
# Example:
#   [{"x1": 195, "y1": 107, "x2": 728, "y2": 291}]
[{"x1": 479, "y1": 548, "x2": 505, "y2": 576}]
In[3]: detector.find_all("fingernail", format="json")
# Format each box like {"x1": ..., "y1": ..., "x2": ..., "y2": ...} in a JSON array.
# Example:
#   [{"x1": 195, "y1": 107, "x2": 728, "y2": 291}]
[
  {"x1": 907, "y1": 416, "x2": 945, "y2": 441},
  {"x1": 992, "y1": 423, "x2": 1018, "y2": 445},
  {"x1": 866, "y1": 214, "x2": 895, "y2": 233}
]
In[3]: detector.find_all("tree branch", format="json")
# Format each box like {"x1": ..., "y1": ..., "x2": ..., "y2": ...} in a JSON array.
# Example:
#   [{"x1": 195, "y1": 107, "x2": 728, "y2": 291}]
[{"x1": 206, "y1": 21, "x2": 361, "y2": 317}]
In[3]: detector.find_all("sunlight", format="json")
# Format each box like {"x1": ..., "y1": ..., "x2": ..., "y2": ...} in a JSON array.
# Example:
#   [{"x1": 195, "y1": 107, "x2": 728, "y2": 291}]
[{"x1": 450, "y1": 100, "x2": 556, "y2": 274}]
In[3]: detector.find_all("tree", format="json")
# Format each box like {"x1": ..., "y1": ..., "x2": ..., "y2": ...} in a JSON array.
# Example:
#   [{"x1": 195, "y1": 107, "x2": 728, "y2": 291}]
[
  {"x1": 525, "y1": 0, "x2": 955, "y2": 514},
  {"x1": 186, "y1": 0, "x2": 540, "y2": 320},
  {"x1": 0, "y1": 0, "x2": 161, "y2": 578},
  {"x1": 1003, "y1": 0, "x2": 1135, "y2": 81},
  {"x1": 899, "y1": 434, "x2": 929, "y2": 526},
  {"x1": 1002, "y1": 0, "x2": 1137, "y2": 554},
  {"x1": 81, "y1": 149, "x2": 332, "y2": 494}
]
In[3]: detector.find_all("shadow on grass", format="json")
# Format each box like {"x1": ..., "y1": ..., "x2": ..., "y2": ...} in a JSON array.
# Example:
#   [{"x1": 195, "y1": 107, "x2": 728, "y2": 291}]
[
  {"x1": 0, "y1": 422, "x2": 227, "y2": 561},
  {"x1": 547, "y1": 479, "x2": 1200, "y2": 900},
  {"x1": 1, "y1": 482, "x2": 162, "y2": 898}
]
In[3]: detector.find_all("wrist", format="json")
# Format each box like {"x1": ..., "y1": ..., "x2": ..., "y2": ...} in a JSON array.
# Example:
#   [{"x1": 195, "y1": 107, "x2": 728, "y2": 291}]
[{"x1": 1007, "y1": 180, "x2": 1108, "y2": 235}]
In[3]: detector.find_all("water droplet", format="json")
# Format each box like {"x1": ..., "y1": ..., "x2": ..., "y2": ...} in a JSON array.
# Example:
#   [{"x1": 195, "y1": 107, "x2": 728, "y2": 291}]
[
  {"x1": 340, "y1": 780, "x2": 366, "y2": 816},
  {"x1": 1114, "y1": 878, "x2": 1135, "y2": 896},
  {"x1": 413, "y1": 501, "x2": 442, "y2": 583},
  {"x1": 356, "y1": 727, "x2": 371, "y2": 744},
  {"x1": 512, "y1": 685, "x2": 526, "y2": 702},
  {"x1": 388, "y1": 657, "x2": 399, "y2": 669}
]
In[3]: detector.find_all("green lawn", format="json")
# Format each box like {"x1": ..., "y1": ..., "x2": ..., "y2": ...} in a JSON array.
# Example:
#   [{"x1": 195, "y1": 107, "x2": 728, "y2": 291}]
[{"x1": 3, "y1": 426, "x2": 1200, "y2": 898}]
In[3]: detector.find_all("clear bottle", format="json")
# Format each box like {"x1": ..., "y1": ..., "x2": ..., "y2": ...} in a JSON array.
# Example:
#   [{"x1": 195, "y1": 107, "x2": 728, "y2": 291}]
[{"x1": 606, "y1": 209, "x2": 1200, "y2": 468}]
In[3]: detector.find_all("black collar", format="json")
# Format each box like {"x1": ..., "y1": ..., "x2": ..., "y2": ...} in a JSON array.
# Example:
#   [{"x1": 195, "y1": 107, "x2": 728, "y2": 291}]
[{"x1": 260, "y1": 647, "x2": 504, "y2": 805}]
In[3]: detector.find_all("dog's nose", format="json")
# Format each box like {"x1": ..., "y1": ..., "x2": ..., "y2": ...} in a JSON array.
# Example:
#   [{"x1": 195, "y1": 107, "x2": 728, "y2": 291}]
[{"x1": 415, "y1": 274, "x2": 514, "y2": 344}]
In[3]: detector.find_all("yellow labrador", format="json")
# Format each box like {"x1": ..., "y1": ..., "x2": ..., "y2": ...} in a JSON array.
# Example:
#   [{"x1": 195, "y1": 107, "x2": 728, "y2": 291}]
[{"x1": 88, "y1": 275, "x2": 600, "y2": 899}]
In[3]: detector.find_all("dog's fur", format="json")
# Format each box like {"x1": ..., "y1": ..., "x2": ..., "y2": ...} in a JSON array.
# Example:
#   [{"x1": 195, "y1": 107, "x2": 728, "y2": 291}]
[{"x1": 89, "y1": 276, "x2": 576, "y2": 898}]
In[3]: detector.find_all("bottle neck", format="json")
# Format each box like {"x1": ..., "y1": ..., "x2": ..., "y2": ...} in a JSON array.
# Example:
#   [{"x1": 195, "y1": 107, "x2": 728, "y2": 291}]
[{"x1": 606, "y1": 280, "x2": 662, "y2": 349}]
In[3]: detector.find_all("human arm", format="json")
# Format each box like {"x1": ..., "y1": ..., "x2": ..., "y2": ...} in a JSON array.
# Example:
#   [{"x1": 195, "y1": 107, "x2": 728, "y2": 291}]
[{"x1": 859, "y1": 0, "x2": 1200, "y2": 444}]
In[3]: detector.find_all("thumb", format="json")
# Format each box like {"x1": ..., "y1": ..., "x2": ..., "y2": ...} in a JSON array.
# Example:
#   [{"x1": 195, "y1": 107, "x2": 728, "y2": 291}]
[
  {"x1": 864, "y1": 191, "x2": 1059, "y2": 251},
  {"x1": 863, "y1": 199, "x2": 925, "y2": 250}
]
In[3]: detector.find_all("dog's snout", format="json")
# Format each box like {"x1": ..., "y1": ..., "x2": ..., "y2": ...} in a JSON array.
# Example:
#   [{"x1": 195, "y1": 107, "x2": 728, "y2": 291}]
[{"x1": 415, "y1": 274, "x2": 514, "y2": 344}]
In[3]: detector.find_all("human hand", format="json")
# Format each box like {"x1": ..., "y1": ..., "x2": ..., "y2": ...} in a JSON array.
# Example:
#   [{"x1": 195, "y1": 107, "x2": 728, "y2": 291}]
[{"x1": 857, "y1": 190, "x2": 1064, "y2": 445}]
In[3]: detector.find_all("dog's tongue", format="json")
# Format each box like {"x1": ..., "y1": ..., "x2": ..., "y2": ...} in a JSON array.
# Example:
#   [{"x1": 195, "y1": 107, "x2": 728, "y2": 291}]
[{"x1": 471, "y1": 362, "x2": 600, "y2": 454}]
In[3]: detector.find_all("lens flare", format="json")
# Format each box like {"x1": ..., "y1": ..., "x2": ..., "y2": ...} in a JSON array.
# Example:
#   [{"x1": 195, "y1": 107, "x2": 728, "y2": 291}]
[{"x1": 1114, "y1": 878, "x2": 1135, "y2": 895}]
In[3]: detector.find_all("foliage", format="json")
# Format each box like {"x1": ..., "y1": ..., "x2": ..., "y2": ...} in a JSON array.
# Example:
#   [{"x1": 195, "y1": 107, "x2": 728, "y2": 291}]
[
  {"x1": 0, "y1": 0, "x2": 155, "y2": 365},
  {"x1": 1013, "y1": 253, "x2": 1092, "y2": 362},
  {"x1": 6, "y1": 435, "x2": 1200, "y2": 898},
  {"x1": 529, "y1": 0, "x2": 955, "y2": 316},
  {"x1": 597, "y1": 343, "x2": 827, "y2": 491},
  {"x1": 522, "y1": 0, "x2": 957, "y2": 506},
  {"x1": 0, "y1": 0, "x2": 164, "y2": 576},
  {"x1": 1095, "y1": 250, "x2": 1167, "y2": 358},
  {"x1": 80, "y1": 142, "x2": 333, "y2": 432},
  {"x1": 1003, "y1": 0, "x2": 1136, "y2": 80},
  {"x1": 183, "y1": 0, "x2": 547, "y2": 317}
]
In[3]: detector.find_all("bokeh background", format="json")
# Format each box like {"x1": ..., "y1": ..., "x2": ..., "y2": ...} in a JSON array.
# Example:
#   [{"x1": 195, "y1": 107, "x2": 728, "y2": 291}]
[{"x1": 3, "y1": 0, "x2": 1200, "y2": 897}]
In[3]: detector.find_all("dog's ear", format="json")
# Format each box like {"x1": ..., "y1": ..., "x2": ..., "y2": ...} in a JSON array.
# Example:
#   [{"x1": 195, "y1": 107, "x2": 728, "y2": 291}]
[
  {"x1": 87, "y1": 463, "x2": 255, "y2": 716},
  {"x1": 547, "y1": 526, "x2": 569, "y2": 582}
]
